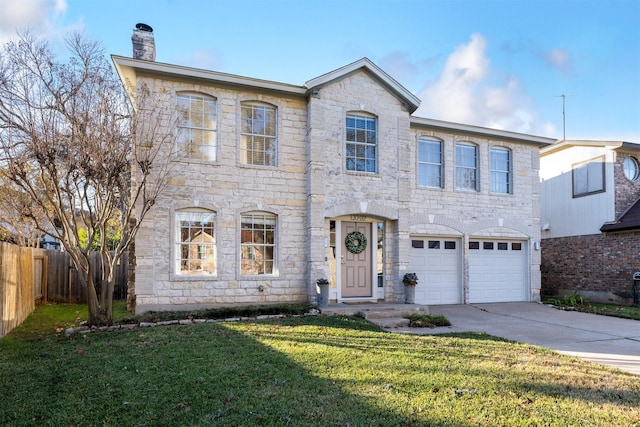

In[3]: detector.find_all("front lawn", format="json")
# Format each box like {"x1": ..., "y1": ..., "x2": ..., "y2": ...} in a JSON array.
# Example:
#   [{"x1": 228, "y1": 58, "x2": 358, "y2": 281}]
[
  {"x1": 1, "y1": 305, "x2": 638, "y2": 426},
  {"x1": 543, "y1": 296, "x2": 640, "y2": 321}
]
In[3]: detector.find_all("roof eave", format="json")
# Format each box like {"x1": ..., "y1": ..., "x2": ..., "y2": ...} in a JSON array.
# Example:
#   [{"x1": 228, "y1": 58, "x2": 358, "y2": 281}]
[
  {"x1": 111, "y1": 55, "x2": 308, "y2": 96},
  {"x1": 410, "y1": 116, "x2": 556, "y2": 146}
]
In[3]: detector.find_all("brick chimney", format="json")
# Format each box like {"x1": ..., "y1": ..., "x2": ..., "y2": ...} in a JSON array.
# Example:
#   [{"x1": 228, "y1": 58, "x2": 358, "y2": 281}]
[{"x1": 132, "y1": 23, "x2": 155, "y2": 61}]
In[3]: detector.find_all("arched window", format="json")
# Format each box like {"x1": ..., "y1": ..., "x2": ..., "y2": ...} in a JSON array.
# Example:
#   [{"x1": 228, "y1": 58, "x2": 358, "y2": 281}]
[
  {"x1": 490, "y1": 147, "x2": 512, "y2": 193},
  {"x1": 176, "y1": 93, "x2": 217, "y2": 161},
  {"x1": 418, "y1": 138, "x2": 443, "y2": 188},
  {"x1": 240, "y1": 211, "x2": 276, "y2": 275},
  {"x1": 241, "y1": 102, "x2": 277, "y2": 166},
  {"x1": 455, "y1": 142, "x2": 478, "y2": 191},
  {"x1": 175, "y1": 208, "x2": 216, "y2": 275}
]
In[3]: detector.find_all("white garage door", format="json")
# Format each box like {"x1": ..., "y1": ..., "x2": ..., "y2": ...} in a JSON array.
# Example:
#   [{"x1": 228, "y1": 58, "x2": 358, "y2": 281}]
[
  {"x1": 409, "y1": 238, "x2": 461, "y2": 305},
  {"x1": 468, "y1": 240, "x2": 527, "y2": 303}
]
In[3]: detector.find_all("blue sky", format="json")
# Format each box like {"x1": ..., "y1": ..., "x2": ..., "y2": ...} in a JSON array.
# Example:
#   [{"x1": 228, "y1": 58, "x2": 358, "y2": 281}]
[{"x1": 1, "y1": 0, "x2": 639, "y2": 141}]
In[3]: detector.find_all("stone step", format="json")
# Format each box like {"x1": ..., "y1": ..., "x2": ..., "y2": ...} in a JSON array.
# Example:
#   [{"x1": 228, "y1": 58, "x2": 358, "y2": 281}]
[
  {"x1": 369, "y1": 317, "x2": 410, "y2": 328},
  {"x1": 359, "y1": 306, "x2": 429, "y2": 320}
]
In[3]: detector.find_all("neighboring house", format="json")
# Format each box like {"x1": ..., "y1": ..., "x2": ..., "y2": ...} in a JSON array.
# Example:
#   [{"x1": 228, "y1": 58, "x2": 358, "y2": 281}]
[
  {"x1": 114, "y1": 25, "x2": 555, "y2": 314},
  {"x1": 540, "y1": 140, "x2": 640, "y2": 303}
]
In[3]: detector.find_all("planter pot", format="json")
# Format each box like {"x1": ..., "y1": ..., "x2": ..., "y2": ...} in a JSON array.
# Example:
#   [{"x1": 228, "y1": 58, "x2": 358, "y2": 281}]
[
  {"x1": 404, "y1": 285, "x2": 416, "y2": 304},
  {"x1": 317, "y1": 283, "x2": 330, "y2": 307}
]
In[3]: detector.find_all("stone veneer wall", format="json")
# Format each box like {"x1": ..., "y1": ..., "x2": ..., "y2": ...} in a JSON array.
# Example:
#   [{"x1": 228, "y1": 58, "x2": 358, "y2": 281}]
[{"x1": 541, "y1": 232, "x2": 640, "y2": 302}]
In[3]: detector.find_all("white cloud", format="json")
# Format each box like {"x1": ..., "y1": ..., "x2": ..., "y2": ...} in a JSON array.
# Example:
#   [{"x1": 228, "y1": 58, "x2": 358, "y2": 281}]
[
  {"x1": 414, "y1": 33, "x2": 556, "y2": 136},
  {"x1": 542, "y1": 48, "x2": 573, "y2": 76},
  {"x1": 0, "y1": 0, "x2": 69, "y2": 45}
]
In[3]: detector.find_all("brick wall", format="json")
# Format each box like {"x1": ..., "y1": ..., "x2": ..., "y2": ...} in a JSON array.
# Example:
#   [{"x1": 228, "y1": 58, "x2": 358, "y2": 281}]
[
  {"x1": 541, "y1": 232, "x2": 640, "y2": 298},
  {"x1": 614, "y1": 152, "x2": 640, "y2": 218}
]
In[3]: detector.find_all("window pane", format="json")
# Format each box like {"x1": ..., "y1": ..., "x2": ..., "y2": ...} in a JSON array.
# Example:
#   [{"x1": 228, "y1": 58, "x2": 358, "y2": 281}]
[
  {"x1": 456, "y1": 144, "x2": 477, "y2": 190},
  {"x1": 241, "y1": 212, "x2": 276, "y2": 275},
  {"x1": 573, "y1": 157, "x2": 604, "y2": 196},
  {"x1": 241, "y1": 103, "x2": 277, "y2": 166},
  {"x1": 346, "y1": 114, "x2": 377, "y2": 173},
  {"x1": 491, "y1": 148, "x2": 511, "y2": 193},
  {"x1": 176, "y1": 210, "x2": 216, "y2": 275},
  {"x1": 418, "y1": 139, "x2": 442, "y2": 188},
  {"x1": 176, "y1": 94, "x2": 217, "y2": 161}
]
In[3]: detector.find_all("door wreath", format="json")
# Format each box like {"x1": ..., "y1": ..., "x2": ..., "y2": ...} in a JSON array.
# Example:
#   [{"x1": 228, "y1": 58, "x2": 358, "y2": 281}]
[{"x1": 345, "y1": 231, "x2": 367, "y2": 254}]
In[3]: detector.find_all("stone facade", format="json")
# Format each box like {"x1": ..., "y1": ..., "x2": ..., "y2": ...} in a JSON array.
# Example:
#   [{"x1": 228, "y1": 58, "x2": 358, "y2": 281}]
[{"x1": 114, "y1": 56, "x2": 553, "y2": 314}]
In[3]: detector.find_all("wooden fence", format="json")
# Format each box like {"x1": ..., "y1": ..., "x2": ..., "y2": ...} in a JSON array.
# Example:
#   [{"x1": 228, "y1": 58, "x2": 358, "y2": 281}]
[{"x1": 0, "y1": 242, "x2": 128, "y2": 338}]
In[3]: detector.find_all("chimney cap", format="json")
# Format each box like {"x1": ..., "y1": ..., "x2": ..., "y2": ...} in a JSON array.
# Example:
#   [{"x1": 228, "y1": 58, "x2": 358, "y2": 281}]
[{"x1": 135, "y1": 23, "x2": 153, "y2": 32}]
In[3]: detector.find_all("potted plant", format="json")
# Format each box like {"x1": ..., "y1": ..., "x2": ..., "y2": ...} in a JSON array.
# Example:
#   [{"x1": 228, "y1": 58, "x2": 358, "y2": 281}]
[
  {"x1": 316, "y1": 278, "x2": 330, "y2": 307},
  {"x1": 402, "y1": 273, "x2": 418, "y2": 304}
]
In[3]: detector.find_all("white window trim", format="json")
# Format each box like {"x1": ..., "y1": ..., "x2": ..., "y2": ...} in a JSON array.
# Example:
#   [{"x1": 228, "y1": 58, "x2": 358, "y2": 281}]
[
  {"x1": 418, "y1": 137, "x2": 443, "y2": 188},
  {"x1": 176, "y1": 93, "x2": 218, "y2": 162},
  {"x1": 240, "y1": 101, "x2": 278, "y2": 167},
  {"x1": 345, "y1": 112, "x2": 378, "y2": 174},
  {"x1": 455, "y1": 142, "x2": 479, "y2": 191},
  {"x1": 490, "y1": 146, "x2": 512, "y2": 194}
]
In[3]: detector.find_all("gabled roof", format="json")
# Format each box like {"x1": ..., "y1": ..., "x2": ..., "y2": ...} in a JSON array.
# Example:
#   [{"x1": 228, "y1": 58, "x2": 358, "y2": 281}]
[
  {"x1": 601, "y1": 197, "x2": 640, "y2": 233},
  {"x1": 304, "y1": 58, "x2": 421, "y2": 113}
]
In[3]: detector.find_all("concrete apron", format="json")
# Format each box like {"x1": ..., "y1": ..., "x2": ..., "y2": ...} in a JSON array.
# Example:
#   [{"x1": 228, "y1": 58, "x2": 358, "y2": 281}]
[{"x1": 320, "y1": 302, "x2": 640, "y2": 376}]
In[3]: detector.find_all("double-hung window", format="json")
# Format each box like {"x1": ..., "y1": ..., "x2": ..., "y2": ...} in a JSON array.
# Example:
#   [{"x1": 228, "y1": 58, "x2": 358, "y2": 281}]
[
  {"x1": 241, "y1": 102, "x2": 277, "y2": 166},
  {"x1": 176, "y1": 94, "x2": 217, "y2": 161},
  {"x1": 346, "y1": 114, "x2": 377, "y2": 173},
  {"x1": 176, "y1": 209, "x2": 216, "y2": 275},
  {"x1": 241, "y1": 212, "x2": 276, "y2": 275},
  {"x1": 418, "y1": 138, "x2": 443, "y2": 188},
  {"x1": 573, "y1": 156, "x2": 605, "y2": 197},
  {"x1": 490, "y1": 147, "x2": 512, "y2": 193},
  {"x1": 456, "y1": 143, "x2": 478, "y2": 191}
]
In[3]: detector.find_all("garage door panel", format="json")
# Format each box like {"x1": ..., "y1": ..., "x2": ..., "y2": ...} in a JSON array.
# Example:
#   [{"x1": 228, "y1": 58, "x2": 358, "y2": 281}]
[
  {"x1": 410, "y1": 238, "x2": 461, "y2": 305},
  {"x1": 468, "y1": 240, "x2": 526, "y2": 303}
]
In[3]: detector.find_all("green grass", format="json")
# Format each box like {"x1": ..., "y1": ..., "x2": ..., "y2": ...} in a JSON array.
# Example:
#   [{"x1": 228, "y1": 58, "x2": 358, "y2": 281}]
[
  {"x1": 543, "y1": 296, "x2": 640, "y2": 321},
  {"x1": 1, "y1": 305, "x2": 639, "y2": 426},
  {"x1": 406, "y1": 313, "x2": 452, "y2": 328}
]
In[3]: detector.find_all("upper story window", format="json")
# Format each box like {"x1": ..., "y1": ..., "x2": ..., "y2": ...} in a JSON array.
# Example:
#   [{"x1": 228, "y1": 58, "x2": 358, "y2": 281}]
[
  {"x1": 455, "y1": 143, "x2": 478, "y2": 191},
  {"x1": 623, "y1": 156, "x2": 639, "y2": 181},
  {"x1": 176, "y1": 94, "x2": 217, "y2": 161},
  {"x1": 418, "y1": 138, "x2": 443, "y2": 188},
  {"x1": 176, "y1": 209, "x2": 216, "y2": 275},
  {"x1": 241, "y1": 212, "x2": 276, "y2": 275},
  {"x1": 241, "y1": 102, "x2": 277, "y2": 166},
  {"x1": 573, "y1": 156, "x2": 605, "y2": 197},
  {"x1": 346, "y1": 114, "x2": 377, "y2": 173},
  {"x1": 490, "y1": 147, "x2": 512, "y2": 194}
]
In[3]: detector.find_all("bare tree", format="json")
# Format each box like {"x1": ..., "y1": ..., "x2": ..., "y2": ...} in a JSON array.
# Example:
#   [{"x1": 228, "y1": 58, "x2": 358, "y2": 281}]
[
  {"x1": 0, "y1": 32, "x2": 173, "y2": 324},
  {"x1": 0, "y1": 170, "x2": 48, "y2": 247}
]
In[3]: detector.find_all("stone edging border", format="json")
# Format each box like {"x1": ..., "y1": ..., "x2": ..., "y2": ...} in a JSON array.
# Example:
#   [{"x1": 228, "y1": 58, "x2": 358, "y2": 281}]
[{"x1": 64, "y1": 309, "x2": 322, "y2": 336}]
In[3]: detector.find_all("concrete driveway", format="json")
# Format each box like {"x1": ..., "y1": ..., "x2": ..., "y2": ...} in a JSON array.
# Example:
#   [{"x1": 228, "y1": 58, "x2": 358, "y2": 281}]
[{"x1": 419, "y1": 303, "x2": 640, "y2": 376}]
